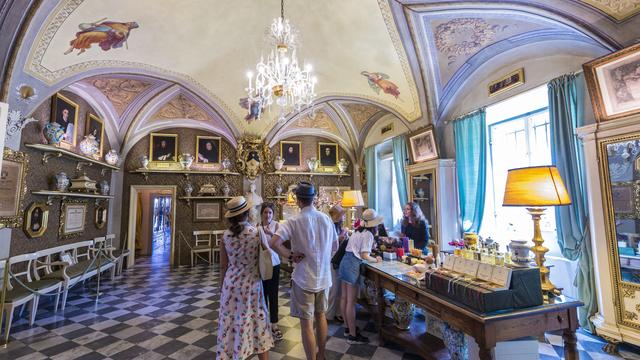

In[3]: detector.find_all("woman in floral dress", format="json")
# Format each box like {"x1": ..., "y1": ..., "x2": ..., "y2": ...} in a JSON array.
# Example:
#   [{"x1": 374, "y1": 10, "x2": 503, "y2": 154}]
[{"x1": 217, "y1": 196, "x2": 273, "y2": 360}]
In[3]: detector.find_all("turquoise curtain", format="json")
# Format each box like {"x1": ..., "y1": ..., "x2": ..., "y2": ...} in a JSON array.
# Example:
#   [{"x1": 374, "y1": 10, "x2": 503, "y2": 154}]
[
  {"x1": 392, "y1": 135, "x2": 409, "y2": 205},
  {"x1": 365, "y1": 146, "x2": 377, "y2": 209},
  {"x1": 453, "y1": 109, "x2": 487, "y2": 233},
  {"x1": 548, "y1": 73, "x2": 597, "y2": 331}
]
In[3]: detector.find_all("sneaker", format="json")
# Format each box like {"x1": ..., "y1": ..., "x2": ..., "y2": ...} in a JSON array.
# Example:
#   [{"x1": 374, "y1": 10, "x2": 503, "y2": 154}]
[
  {"x1": 343, "y1": 326, "x2": 360, "y2": 337},
  {"x1": 346, "y1": 334, "x2": 369, "y2": 344}
]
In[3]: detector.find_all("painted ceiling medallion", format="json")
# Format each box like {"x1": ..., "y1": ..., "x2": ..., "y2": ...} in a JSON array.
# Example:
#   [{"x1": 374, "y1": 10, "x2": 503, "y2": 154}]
[
  {"x1": 64, "y1": 19, "x2": 139, "y2": 55},
  {"x1": 154, "y1": 94, "x2": 211, "y2": 121},
  {"x1": 580, "y1": 0, "x2": 640, "y2": 21},
  {"x1": 91, "y1": 78, "x2": 151, "y2": 115},
  {"x1": 435, "y1": 18, "x2": 500, "y2": 56}
]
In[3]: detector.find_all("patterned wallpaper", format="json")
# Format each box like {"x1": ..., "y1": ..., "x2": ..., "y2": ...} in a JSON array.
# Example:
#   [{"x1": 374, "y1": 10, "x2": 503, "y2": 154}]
[
  {"x1": 12, "y1": 91, "x2": 113, "y2": 256},
  {"x1": 120, "y1": 127, "x2": 240, "y2": 266}
]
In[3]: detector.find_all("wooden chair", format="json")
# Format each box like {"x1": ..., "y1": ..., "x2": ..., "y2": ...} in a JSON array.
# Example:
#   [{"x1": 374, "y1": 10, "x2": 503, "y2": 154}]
[
  {"x1": 212, "y1": 230, "x2": 226, "y2": 263},
  {"x1": 191, "y1": 231, "x2": 213, "y2": 266}
]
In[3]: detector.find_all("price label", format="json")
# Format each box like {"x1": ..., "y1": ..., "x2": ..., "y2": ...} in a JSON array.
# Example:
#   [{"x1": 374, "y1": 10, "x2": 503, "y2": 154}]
[
  {"x1": 490, "y1": 266, "x2": 513, "y2": 289},
  {"x1": 442, "y1": 255, "x2": 455, "y2": 270},
  {"x1": 453, "y1": 257, "x2": 467, "y2": 274},
  {"x1": 464, "y1": 260, "x2": 480, "y2": 278},
  {"x1": 477, "y1": 263, "x2": 494, "y2": 282}
]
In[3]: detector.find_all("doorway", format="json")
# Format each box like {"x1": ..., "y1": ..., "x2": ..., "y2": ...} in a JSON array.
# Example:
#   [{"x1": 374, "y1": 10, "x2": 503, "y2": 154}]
[{"x1": 127, "y1": 185, "x2": 177, "y2": 267}]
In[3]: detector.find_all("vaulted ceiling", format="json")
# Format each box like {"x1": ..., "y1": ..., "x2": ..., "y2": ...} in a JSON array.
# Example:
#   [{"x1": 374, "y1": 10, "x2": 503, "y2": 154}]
[{"x1": 5, "y1": 0, "x2": 640, "y2": 155}]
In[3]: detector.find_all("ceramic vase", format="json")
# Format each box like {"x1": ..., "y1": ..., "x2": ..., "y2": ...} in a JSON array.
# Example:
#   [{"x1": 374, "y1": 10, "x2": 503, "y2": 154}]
[
  {"x1": 337, "y1": 158, "x2": 349, "y2": 173},
  {"x1": 222, "y1": 157, "x2": 231, "y2": 171},
  {"x1": 275, "y1": 183, "x2": 283, "y2": 196},
  {"x1": 363, "y1": 279, "x2": 378, "y2": 306},
  {"x1": 417, "y1": 188, "x2": 425, "y2": 198},
  {"x1": 306, "y1": 157, "x2": 319, "y2": 172},
  {"x1": 221, "y1": 183, "x2": 230, "y2": 197},
  {"x1": 509, "y1": 240, "x2": 531, "y2": 265},
  {"x1": 390, "y1": 298, "x2": 414, "y2": 330},
  {"x1": 273, "y1": 155, "x2": 285, "y2": 171},
  {"x1": 140, "y1": 156, "x2": 149, "y2": 169},
  {"x1": 178, "y1": 153, "x2": 194, "y2": 169},
  {"x1": 54, "y1": 172, "x2": 70, "y2": 192},
  {"x1": 79, "y1": 135, "x2": 99, "y2": 158},
  {"x1": 43, "y1": 122, "x2": 65, "y2": 146},
  {"x1": 104, "y1": 150, "x2": 119, "y2": 165},
  {"x1": 99, "y1": 180, "x2": 110, "y2": 195},
  {"x1": 183, "y1": 182, "x2": 194, "y2": 197}
]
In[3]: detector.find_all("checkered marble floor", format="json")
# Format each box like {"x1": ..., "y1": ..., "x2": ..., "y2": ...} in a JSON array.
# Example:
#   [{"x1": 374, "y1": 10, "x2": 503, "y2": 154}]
[{"x1": 1, "y1": 255, "x2": 639, "y2": 360}]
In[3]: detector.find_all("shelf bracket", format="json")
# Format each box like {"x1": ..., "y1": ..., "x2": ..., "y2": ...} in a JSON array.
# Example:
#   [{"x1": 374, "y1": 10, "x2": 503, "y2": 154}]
[
  {"x1": 183, "y1": 173, "x2": 190, "y2": 181},
  {"x1": 45, "y1": 196, "x2": 55, "y2": 206},
  {"x1": 101, "y1": 168, "x2": 109, "y2": 177},
  {"x1": 141, "y1": 172, "x2": 149, "y2": 181},
  {"x1": 76, "y1": 161, "x2": 93, "y2": 172},
  {"x1": 42, "y1": 152, "x2": 62, "y2": 164}
]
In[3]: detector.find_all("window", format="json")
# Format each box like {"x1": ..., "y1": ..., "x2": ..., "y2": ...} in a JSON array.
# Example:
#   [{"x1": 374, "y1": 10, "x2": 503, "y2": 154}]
[
  {"x1": 480, "y1": 85, "x2": 562, "y2": 256},
  {"x1": 375, "y1": 140, "x2": 403, "y2": 231}
]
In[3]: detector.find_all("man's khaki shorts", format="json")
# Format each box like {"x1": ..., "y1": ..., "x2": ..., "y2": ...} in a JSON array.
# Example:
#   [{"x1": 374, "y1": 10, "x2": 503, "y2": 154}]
[{"x1": 290, "y1": 282, "x2": 328, "y2": 320}]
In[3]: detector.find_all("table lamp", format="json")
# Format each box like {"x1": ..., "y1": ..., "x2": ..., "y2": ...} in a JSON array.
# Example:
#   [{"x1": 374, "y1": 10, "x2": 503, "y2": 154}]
[
  {"x1": 341, "y1": 190, "x2": 364, "y2": 228},
  {"x1": 502, "y1": 165, "x2": 571, "y2": 297}
]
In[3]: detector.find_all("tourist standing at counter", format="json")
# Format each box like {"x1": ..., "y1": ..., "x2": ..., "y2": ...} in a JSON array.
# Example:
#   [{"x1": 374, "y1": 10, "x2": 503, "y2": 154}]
[
  {"x1": 339, "y1": 209, "x2": 383, "y2": 344},
  {"x1": 327, "y1": 205, "x2": 348, "y2": 322},
  {"x1": 259, "y1": 202, "x2": 283, "y2": 341},
  {"x1": 401, "y1": 201, "x2": 429, "y2": 252}
]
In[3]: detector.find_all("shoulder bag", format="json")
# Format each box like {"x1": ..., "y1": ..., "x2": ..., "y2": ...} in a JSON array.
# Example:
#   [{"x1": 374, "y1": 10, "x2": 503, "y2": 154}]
[{"x1": 257, "y1": 226, "x2": 273, "y2": 280}]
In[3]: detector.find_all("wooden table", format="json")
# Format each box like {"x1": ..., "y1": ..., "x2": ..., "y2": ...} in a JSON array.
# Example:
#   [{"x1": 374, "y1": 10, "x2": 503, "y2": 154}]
[{"x1": 364, "y1": 262, "x2": 583, "y2": 360}]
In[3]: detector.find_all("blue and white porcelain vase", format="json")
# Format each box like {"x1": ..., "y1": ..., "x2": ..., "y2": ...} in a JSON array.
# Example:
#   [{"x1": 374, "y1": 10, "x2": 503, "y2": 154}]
[
  {"x1": 54, "y1": 172, "x2": 70, "y2": 192},
  {"x1": 43, "y1": 122, "x2": 65, "y2": 146},
  {"x1": 390, "y1": 298, "x2": 414, "y2": 330},
  {"x1": 104, "y1": 150, "x2": 119, "y2": 165}
]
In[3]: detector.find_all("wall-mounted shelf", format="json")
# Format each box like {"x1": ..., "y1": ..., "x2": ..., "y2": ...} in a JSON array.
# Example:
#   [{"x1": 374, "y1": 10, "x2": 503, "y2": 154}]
[
  {"x1": 130, "y1": 168, "x2": 240, "y2": 181},
  {"x1": 25, "y1": 143, "x2": 119, "y2": 175},
  {"x1": 413, "y1": 197, "x2": 429, "y2": 201},
  {"x1": 267, "y1": 171, "x2": 350, "y2": 179},
  {"x1": 266, "y1": 195, "x2": 287, "y2": 200},
  {"x1": 178, "y1": 195, "x2": 233, "y2": 206},
  {"x1": 32, "y1": 190, "x2": 113, "y2": 205}
]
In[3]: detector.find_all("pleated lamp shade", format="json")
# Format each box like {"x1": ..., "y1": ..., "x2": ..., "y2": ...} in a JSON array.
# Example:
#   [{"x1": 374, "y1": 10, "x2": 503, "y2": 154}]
[
  {"x1": 342, "y1": 190, "x2": 364, "y2": 207},
  {"x1": 502, "y1": 166, "x2": 571, "y2": 207}
]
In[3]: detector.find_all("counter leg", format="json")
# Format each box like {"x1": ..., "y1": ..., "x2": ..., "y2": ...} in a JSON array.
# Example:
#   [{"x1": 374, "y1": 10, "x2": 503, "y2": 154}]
[
  {"x1": 478, "y1": 346, "x2": 492, "y2": 360},
  {"x1": 375, "y1": 276, "x2": 385, "y2": 347},
  {"x1": 563, "y1": 328, "x2": 579, "y2": 360}
]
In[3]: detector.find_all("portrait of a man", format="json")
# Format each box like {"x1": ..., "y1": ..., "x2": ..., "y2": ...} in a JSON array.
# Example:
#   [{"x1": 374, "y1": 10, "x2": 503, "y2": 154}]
[
  {"x1": 150, "y1": 133, "x2": 178, "y2": 162},
  {"x1": 24, "y1": 203, "x2": 48, "y2": 238},
  {"x1": 280, "y1": 141, "x2": 301, "y2": 166},
  {"x1": 86, "y1": 114, "x2": 104, "y2": 156},
  {"x1": 318, "y1": 143, "x2": 338, "y2": 167},
  {"x1": 196, "y1": 136, "x2": 220, "y2": 164},
  {"x1": 51, "y1": 93, "x2": 79, "y2": 146},
  {"x1": 30, "y1": 207, "x2": 42, "y2": 232}
]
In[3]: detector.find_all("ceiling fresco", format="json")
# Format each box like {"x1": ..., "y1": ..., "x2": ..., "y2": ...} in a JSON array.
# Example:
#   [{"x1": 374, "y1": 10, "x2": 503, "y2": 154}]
[
  {"x1": 580, "y1": 0, "x2": 640, "y2": 21},
  {"x1": 341, "y1": 103, "x2": 383, "y2": 133},
  {"x1": 85, "y1": 77, "x2": 151, "y2": 116},
  {"x1": 151, "y1": 94, "x2": 212, "y2": 122}
]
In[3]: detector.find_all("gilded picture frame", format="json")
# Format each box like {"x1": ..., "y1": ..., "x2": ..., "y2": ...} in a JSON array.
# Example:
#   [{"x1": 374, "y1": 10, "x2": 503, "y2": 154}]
[
  {"x1": 86, "y1": 113, "x2": 105, "y2": 157},
  {"x1": 407, "y1": 125, "x2": 439, "y2": 164},
  {"x1": 488, "y1": 68, "x2": 525, "y2": 97},
  {"x1": 59, "y1": 200, "x2": 87, "y2": 239},
  {"x1": 51, "y1": 93, "x2": 79, "y2": 147},
  {"x1": 149, "y1": 133, "x2": 178, "y2": 163},
  {"x1": 280, "y1": 141, "x2": 301, "y2": 167},
  {"x1": 195, "y1": 136, "x2": 221, "y2": 165},
  {"x1": 95, "y1": 203, "x2": 107, "y2": 229},
  {"x1": 0, "y1": 148, "x2": 29, "y2": 229},
  {"x1": 318, "y1": 142, "x2": 338, "y2": 170},
  {"x1": 583, "y1": 43, "x2": 640, "y2": 122},
  {"x1": 24, "y1": 203, "x2": 48, "y2": 238}
]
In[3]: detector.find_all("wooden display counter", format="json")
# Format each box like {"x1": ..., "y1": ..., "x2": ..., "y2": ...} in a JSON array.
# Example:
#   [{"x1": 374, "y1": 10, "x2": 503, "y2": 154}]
[{"x1": 364, "y1": 261, "x2": 583, "y2": 360}]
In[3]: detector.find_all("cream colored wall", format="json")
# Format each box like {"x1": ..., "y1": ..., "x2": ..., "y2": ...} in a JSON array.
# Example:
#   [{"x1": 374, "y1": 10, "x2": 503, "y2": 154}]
[{"x1": 363, "y1": 113, "x2": 410, "y2": 149}]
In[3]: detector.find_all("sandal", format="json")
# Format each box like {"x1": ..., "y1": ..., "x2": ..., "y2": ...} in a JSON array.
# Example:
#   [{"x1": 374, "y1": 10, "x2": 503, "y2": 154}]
[
  {"x1": 272, "y1": 327, "x2": 283, "y2": 341},
  {"x1": 334, "y1": 315, "x2": 344, "y2": 323}
]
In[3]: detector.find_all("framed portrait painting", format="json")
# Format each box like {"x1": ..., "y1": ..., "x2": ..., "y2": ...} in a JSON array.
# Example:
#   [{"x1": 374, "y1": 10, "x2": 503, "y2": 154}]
[
  {"x1": 24, "y1": 203, "x2": 49, "y2": 238},
  {"x1": 0, "y1": 148, "x2": 29, "y2": 229},
  {"x1": 86, "y1": 114, "x2": 105, "y2": 157},
  {"x1": 408, "y1": 126, "x2": 439, "y2": 163},
  {"x1": 196, "y1": 136, "x2": 220, "y2": 165},
  {"x1": 280, "y1": 141, "x2": 301, "y2": 166},
  {"x1": 51, "y1": 93, "x2": 79, "y2": 147},
  {"x1": 193, "y1": 202, "x2": 221, "y2": 222},
  {"x1": 318, "y1": 142, "x2": 338, "y2": 168},
  {"x1": 149, "y1": 133, "x2": 178, "y2": 162},
  {"x1": 59, "y1": 200, "x2": 87, "y2": 239},
  {"x1": 584, "y1": 43, "x2": 640, "y2": 122}
]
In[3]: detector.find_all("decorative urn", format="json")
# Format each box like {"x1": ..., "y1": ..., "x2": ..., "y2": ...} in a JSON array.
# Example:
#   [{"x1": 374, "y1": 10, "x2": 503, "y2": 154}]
[
  {"x1": 79, "y1": 135, "x2": 100, "y2": 158},
  {"x1": 273, "y1": 155, "x2": 285, "y2": 171},
  {"x1": 98, "y1": 180, "x2": 110, "y2": 195},
  {"x1": 390, "y1": 298, "x2": 415, "y2": 330},
  {"x1": 183, "y1": 182, "x2": 194, "y2": 197},
  {"x1": 104, "y1": 150, "x2": 119, "y2": 165},
  {"x1": 139, "y1": 155, "x2": 149, "y2": 169},
  {"x1": 222, "y1": 157, "x2": 232, "y2": 171},
  {"x1": 43, "y1": 122, "x2": 65, "y2": 146},
  {"x1": 337, "y1": 158, "x2": 349, "y2": 173},
  {"x1": 178, "y1": 153, "x2": 194, "y2": 169},
  {"x1": 221, "y1": 183, "x2": 231, "y2": 197},
  {"x1": 54, "y1": 172, "x2": 70, "y2": 192},
  {"x1": 417, "y1": 188, "x2": 425, "y2": 199},
  {"x1": 69, "y1": 173, "x2": 98, "y2": 193},
  {"x1": 509, "y1": 240, "x2": 531, "y2": 266},
  {"x1": 275, "y1": 183, "x2": 283, "y2": 196},
  {"x1": 306, "y1": 157, "x2": 320, "y2": 172}
]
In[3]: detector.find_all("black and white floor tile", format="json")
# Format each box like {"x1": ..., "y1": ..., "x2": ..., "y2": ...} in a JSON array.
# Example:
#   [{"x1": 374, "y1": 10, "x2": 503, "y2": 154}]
[{"x1": 1, "y1": 254, "x2": 639, "y2": 360}]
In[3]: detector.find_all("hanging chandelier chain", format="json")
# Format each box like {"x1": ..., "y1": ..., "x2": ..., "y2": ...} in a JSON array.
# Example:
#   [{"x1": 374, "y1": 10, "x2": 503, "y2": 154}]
[{"x1": 281, "y1": 0, "x2": 285, "y2": 19}]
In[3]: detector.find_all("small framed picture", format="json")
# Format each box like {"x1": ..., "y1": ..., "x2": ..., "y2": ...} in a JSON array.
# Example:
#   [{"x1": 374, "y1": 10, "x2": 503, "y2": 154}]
[
  {"x1": 488, "y1": 68, "x2": 524, "y2": 97},
  {"x1": 149, "y1": 133, "x2": 178, "y2": 162},
  {"x1": 59, "y1": 200, "x2": 87, "y2": 239},
  {"x1": 193, "y1": 201, "x2": 221, "y2": 222},
  {"x1": 583, "y1": 43, "x2": 640, "y2": 122},
  {"x1": 86, "y1": 114, "x2": 105, "y2": 157},
  {"x1": 51, "y1": 93, "x2": 79, "y2": 147},
  {"x1": 95, "y1": 204, "x2": 108, "y2": 229},
  {"x1": 381, "y1": 122, "x2": 394, "y2": 136},
  {"x1": 318, "y1": 142, "x2": 338, "y2": 167},
  {"x1": 24, "y1": 203, "x2": 48, "y2": 238},
  {"x1": 195, "y1": 136, "x2": 220, "y2": 165},
  {"x1": 408, "y1": 126, "x2": 439, "y2": 163},
  {"x1": 280, "y1": 141, "x2": 301, "y2": 166},
  {"x1": 0, "y1": 148, "x2": 28, "y2": 229}
]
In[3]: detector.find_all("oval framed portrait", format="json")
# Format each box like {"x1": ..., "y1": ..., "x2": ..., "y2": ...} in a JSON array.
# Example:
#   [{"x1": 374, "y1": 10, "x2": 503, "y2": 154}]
[{"x1": 24, "y1": 202, "x2": 49, "y2": 238}]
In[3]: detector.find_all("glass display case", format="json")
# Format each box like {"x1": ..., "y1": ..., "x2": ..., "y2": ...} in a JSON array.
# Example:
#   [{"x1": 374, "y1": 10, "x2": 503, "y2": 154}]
[{"x1": 408, "y1": 171, "x2": 435, "y2": 240}]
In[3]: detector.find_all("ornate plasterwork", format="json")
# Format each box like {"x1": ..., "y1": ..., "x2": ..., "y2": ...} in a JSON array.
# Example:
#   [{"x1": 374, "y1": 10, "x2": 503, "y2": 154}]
[
  {"x1": 289, "y1": 110, "x2": 339, "y2": 135},
  {"x1": 153, "y1": 94, "x2": 211, "y2": 122},
  {"x1": 623, "y1": 287, "x2": 636, "y2": 299},
  {"x1": 624, "y1": 310, "x2": 639, "y2": 321},
  {"x1": 435, "y1": 18, "x2": 499, "y2": 56},
  {"x1": 89, "y1": 77, "x2": 151, "y2": 115},
  {"x1": 580, "y1": 0, "x2": 640, "y2": 21},
  {"x1": 343, "y1": 103, "x2": 382, "y2": 131}
]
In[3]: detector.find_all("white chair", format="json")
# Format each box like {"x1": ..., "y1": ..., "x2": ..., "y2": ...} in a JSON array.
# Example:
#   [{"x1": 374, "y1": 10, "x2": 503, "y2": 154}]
[
  {"x1": 105, "y1": 234, "x2": 131, "y2": 276},
  {"x1": 0, "y1": 256, "x2": 34, "y2": 342},
  {"x1": 212, "y1": 230, "x2": 226, "y2": 263},
  {"x1": 191, "y1": 231, "x2": 213, "y2": 267}
]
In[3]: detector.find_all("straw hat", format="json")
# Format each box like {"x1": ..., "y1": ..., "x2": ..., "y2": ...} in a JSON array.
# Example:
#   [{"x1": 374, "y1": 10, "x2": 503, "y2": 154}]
[
  {"x1": 225, "y1": 196, "x2": 250, "y2": 218},
  {"x1": 361, "y1": 208, "x2": 384, "y2": 228},
  {"x1": 329, "y1": 205, "x2": 346, "y2": 223}
]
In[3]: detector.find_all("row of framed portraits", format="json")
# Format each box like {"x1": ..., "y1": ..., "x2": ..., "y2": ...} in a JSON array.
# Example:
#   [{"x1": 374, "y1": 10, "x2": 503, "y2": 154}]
[
  {"x1": 23, "y1": 200, "x2": 108, "y2": 239},
  {"x1": 51, "y1": 93, "x2": 106, "y2": 156},
  {"x1": 279, "y1": 141, "x2": 340, "y2": 167},
  {"x1": 149, "y1": 133, "x2": 221, "y2": 164}
]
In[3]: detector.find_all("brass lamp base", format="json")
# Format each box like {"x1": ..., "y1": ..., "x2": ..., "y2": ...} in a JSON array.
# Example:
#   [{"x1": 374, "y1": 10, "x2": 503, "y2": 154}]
[{"x1": 527, "y1": 207, "x2": 561, "y2": 299}]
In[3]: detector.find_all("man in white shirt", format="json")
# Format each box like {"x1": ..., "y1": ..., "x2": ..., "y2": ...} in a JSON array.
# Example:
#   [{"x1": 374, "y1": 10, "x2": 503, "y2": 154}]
[{"x1": 270, "y1": 181, "x2": 338, "y2": 360}]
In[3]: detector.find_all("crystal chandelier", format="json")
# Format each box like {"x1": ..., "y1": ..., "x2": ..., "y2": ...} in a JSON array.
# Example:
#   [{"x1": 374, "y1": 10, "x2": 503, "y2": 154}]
[{"x1": 246, "y1": 0, "x2": 317, "y2": 122}]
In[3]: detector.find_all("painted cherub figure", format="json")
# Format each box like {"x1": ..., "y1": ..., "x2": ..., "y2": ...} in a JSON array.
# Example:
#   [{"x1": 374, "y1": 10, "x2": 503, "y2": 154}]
[{"x1": 64, "y1": 19, "x2": 139, "y2": 55}]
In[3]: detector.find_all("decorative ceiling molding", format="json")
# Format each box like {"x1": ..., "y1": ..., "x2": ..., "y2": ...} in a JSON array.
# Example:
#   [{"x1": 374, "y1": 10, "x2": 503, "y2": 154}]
[
  {"x1": 152, "y1": 94, "x2": 212, "y2": 122},
  {"x1": 342, "y1": 103, "x2": 382, "y2": 132},
  {"x1": 284, "y1": 110, "x2": 340, "y2": 136},
  {"x1": 580, "y1": 0, "x2": 640, "y2": 22},
  {"x1": 87, "y1": 77, "x2": 151, "y2": 116}
]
